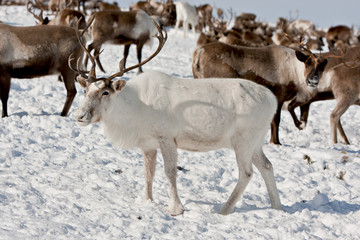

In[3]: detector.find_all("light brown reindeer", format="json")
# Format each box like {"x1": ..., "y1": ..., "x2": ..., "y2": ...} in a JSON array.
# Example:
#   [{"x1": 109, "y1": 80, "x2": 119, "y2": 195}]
[
  {"x1": 286, "y1": 45, "x2": 360, "y2": 144},
  {"x1": 84, "y1": 10, "x2": 160, "y2": 73},
  {"x1": 0, "y1": 22, "x2": 85, "y2": 117},
  {"x1": 325, "y1": 25, "x2": 353, "y2": 51},
  {"x1": 27, "y1": 0, "x2": 86, "y2": 29}
]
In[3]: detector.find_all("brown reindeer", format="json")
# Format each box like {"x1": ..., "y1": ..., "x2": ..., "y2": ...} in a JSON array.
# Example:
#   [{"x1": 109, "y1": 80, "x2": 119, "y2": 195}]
[
  {"x1": 192, "y1": 42, "x2": 330, "y2": 145},
  {"x1": 27, "y1": 1, "x2": 86, "y2": 29},
  {"x1": 97, "y1": 1, "x2": 120, "y2": 11},
  {"x1": 326, "y1": 25, "x2": 353, "y2": 51},
  {"x1": 286, "y1": 46, "x2": 360, "y2": 144},
  {"x1": 84, "y1": 10, "x2": 160, "y2": 73},
  {"x1": 0, "y1": 22, "x2": 85, "y2": 117},
  {"x1": 196, "y1": 3, "x2": 213, "y2": 32}
]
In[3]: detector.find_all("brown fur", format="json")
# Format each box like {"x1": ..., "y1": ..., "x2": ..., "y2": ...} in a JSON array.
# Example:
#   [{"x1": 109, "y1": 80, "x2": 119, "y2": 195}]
[
  {"x1": 192, "y1": 42, "x2": 328, "y2": 144},
  {"x1": 326, "y1": 25, "x2": 352, "y2": 51},
  {"x1": 0, "y1": 23, "x2": 83, "y2": 117},
  {"x1": 85, "y1": 10, "x2": 153, "y2": 73},
  {"x1": 287, "y1": 47, "x2": 360, "y2": 144}
]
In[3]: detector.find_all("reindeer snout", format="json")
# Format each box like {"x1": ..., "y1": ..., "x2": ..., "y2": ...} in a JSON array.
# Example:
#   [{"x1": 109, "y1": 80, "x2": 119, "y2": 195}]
[
  {"x1": 73, "y1": 108, "x2": 91, "y2": 126},
  {"x1": 307, "y1": 75, "x2": 320, "y2": 89}
]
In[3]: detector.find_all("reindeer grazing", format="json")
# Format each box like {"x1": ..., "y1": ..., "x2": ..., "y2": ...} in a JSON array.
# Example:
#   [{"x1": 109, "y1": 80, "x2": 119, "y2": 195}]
[
  {"x1": 0, "y1": 22, "x2": 84, "y2": 117},
  {"x1": 84, "y1": 10, "x2": 159, "y2": 73},
  {"x1": 174, "y1": 1, "x2": 197, "y2": 38},
  {"x1": 70, "y1": 19, "x2": 282, "y2": 215},
  {"x1": 192, "y1": 42, "x2": 330, "y2": 145}
]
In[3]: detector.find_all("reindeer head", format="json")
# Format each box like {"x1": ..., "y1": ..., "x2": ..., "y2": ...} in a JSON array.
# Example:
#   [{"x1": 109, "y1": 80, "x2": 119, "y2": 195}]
[
  {"x1": 295, "y1": 50, "x2": 328, "y2": 89},
  {"x1": 69, "y1": 18, "x2": 167, "y2": 125}
]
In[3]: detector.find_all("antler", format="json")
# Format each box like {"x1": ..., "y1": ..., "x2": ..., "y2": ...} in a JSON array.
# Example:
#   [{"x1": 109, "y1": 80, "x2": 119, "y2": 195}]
[
  {"x1": 69, "y1": 17, "x2": 167, "y2": 85},
  {"x1": 69, "y1": 15, "x2": 97, "y2": 83},
  {"x1": 104, "y1": 19, "x2": 167, "y2": 83},
  {"x1": 27, "y1": 0, "x2": 44, "y2": 23}
]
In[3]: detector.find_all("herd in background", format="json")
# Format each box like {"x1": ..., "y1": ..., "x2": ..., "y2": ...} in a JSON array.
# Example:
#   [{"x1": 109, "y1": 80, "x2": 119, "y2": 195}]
[{"x1": 1, "y1": 0, "x2": 360, "y2": 146}]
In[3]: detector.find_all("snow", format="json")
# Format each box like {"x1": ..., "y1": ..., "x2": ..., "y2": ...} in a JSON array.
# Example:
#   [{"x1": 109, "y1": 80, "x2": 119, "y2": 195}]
[{"x1": 1, "y1": 5, "x2": 360, "y2": 240}]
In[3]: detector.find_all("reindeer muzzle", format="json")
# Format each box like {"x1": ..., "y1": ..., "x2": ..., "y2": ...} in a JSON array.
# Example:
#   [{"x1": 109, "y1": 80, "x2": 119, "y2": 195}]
[{"x1": 307, "y1": 75, "x2": 319, "y2": 89}]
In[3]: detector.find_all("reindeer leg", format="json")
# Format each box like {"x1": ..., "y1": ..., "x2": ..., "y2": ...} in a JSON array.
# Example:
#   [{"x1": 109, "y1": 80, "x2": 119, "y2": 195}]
[
  {"x1": 94, "y1": 47, "x2": 106, "y2": 73},
  {"x1": 299, "y1": 103, "x2": 311, "y2": 126},
  {"x1": 337, "y1": 120, "x2": 350, "y2": 144},
  {"x1": 269, "y1": 102, "x2": 282, "y2": 145},
  {"x1": 288, "y1": 99, "x2": 306, "y2": 130},
  {"x1": 60, "y1": 70, "x2": 77, "y2": 117},
  {"x1": 158, "y1": 136, "x2": 184, "y2": 216},
  {"x1": 252, "y1": 147, "x2": 282, "y2": 210},
  {"x1": 136, "y1": 42, "x2": 145, "y2": 74},
  {"x1": 141, "y1": 149, "x2": 157, "y2": 201},
  {"x1": 220, "y1": 133, "x2": 254, "y2": 215},
  {"x1": 330, "y1": 99, "x2": 351, "y2": 144},
  {"x1": 123, "y1": 44, "x2": 131, "y2": 70},
  {"x1": 0, "y1": 74, "x2": 10, "y2": 117}
]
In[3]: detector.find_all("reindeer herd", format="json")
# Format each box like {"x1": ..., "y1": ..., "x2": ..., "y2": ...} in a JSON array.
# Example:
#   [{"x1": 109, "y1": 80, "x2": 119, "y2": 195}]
[{"x1": 1, "y1": 0, "x2": 360, "y2": 215}]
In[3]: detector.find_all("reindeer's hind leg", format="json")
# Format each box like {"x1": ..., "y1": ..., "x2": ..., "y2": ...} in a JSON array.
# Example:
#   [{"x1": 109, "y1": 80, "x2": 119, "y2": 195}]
[
  {"x1": 252, "y1": 147, "x2": 282, "y2": 210},
  {"x1": 330, "y1": 98, "x2": 351, "y2": 144},
  {"x1": 0, "y1": 72, "x2": 11, "y2": 117},
  {"x1": 220, "y1": 134, "x2": 254, "y2": 215},
  {"x1": 141, "y1": 149, "x2": 157, "y2": 201}
]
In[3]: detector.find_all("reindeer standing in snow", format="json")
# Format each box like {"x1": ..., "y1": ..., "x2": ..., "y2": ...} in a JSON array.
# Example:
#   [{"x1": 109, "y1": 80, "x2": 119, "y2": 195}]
[{"x1": 70, "y1": 20, "x2": 282, "y2": 215}]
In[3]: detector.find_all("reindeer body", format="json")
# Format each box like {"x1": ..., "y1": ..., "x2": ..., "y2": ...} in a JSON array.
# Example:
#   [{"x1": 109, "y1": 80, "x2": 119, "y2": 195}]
[
  {"x1": 75, "y1": 71, "x2": 282, "y2": 215},
  {"x1": 0, "y1": 23, "x2": 83, "y2": 117},
  {"x1": 286, "y1": 47, "x2": 360, "y2": 144},
  {"x1": 192, "y1": 42, "x2": 328, "y2": 144},
  {"x1": 174, "y1": 1, "x2": 197, "y2": 38},
  {"x1": 85, "y1": 10, "x2": 159, "y2": 73}
]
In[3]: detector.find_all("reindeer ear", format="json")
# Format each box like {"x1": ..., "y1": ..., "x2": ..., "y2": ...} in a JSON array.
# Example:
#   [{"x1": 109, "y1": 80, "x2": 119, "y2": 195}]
[
  {"x1": 295, "y1": 51, "x2": 309, "y2": 63},
  {"x1": 76, "y1": 75, "x2": 87, "y2": 88},
  {"x1": 112, "y1": 79, "x2": 126, "y2": 92}
]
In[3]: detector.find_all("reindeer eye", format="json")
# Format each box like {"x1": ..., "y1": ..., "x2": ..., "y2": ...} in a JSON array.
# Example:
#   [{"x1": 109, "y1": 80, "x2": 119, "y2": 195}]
[{"x1": 102, "y1": 91, "x2": 110, "y2": 96}]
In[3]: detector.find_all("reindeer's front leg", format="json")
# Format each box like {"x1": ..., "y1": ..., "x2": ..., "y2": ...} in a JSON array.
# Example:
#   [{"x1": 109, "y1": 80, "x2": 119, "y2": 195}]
[
  {"x1": 158, "y1": 136, "x2": 184, "y2": 215},
  {"x1": 141, "y1": 149, "x2": 157, "y2": 201}
]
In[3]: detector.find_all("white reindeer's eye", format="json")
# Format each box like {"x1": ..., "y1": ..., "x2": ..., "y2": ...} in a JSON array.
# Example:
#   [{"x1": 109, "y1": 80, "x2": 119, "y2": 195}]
[{"x1": 102, "y1": 91, "x2": 110, "y2": 96}]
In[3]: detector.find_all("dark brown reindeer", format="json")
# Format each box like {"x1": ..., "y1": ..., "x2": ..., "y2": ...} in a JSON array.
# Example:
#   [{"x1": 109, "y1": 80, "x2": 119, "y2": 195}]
[
  {"x1": 0, "y1": 22, "x2": 85, "y2": 117},
  {"x1": 192, "y1": 42, "x2": 330, "y2": 145},
  {"x1": 84, "y1": 10, "x2": 160, "y2": 73}
]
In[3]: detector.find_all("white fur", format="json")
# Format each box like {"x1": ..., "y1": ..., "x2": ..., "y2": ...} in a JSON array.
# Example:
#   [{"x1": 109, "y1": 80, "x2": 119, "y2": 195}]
[
  {"x1": 174, "y1": 1, "x2": 198, "y2": 38},
  {"x1": 75, "y1": 71, "x2": 282, "y2": 215},
  {"x1": 132, "y1": 10, "x2": 159, "y2": 46}
]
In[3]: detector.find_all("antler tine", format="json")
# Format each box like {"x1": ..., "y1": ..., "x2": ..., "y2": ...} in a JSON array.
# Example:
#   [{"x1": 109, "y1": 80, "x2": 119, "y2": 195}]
[
  {"x1": 68, "y1": 53, "x2": 89, "y2": 77},
  {"x1": 27, "y1": 0, "x2": 44, "y2": 23},
  {"x1": 74, "y1": 16, "x2": 98, "y2": 83},
  {"x1": 104, "y1": 19, "x2": 167, "y2": 83}
]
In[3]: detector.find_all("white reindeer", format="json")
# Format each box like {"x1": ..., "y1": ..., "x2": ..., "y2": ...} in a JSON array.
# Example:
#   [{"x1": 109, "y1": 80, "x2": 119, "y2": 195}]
[
  {"x1": 174, "y1": 1, "x2": 197, "y2": 38},
  {"x1": 70, "y1": 21, "x2": 282, "y2": 215}
]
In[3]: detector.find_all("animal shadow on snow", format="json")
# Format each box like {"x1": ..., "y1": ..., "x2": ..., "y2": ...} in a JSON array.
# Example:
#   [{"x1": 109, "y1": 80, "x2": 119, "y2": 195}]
[{"x1": 285, "y1": 193, "x2": 360, "y2": 215}]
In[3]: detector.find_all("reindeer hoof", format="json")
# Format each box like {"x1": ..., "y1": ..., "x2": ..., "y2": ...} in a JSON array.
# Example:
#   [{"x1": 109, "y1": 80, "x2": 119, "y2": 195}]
[{"x1": 298, "y1": 121, "x2": 306, "y2": 130}]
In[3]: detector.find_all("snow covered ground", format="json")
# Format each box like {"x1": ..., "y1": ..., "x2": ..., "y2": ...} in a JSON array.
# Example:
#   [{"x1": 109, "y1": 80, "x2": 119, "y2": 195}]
[{"x1": 0, "y1": 5, "x2": 360, "y2": 239}]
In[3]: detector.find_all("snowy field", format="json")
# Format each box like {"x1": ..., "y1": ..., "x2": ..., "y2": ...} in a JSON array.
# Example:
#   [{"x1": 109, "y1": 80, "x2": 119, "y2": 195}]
[{"x1": 1, "y1": 5, "x2": 360, "y2": 240}]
